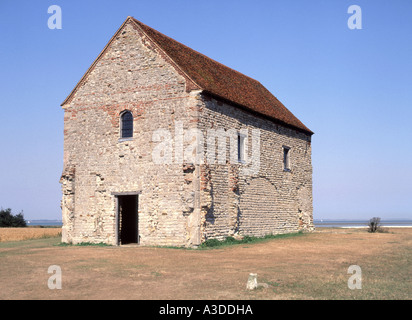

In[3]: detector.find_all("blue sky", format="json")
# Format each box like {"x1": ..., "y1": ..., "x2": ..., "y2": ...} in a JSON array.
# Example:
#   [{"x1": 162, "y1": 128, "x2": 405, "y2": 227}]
[{"x1": 0, "y1": 0, "x2": 411, "y2": 220}]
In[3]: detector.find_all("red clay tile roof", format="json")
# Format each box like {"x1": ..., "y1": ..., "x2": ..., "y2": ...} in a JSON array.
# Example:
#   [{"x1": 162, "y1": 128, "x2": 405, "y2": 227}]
[
  {"x1": 131, "y1": 18, "x2": 313, "y2": 135},
  {"x1": 62, "y1": 17, "x2": 312, "y2": 135}
]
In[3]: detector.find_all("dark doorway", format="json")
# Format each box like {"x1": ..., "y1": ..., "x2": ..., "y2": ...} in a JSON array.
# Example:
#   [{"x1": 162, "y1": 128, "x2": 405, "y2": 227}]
[{"x1": 117, "y1": 195, "x2": 139, "y2": 245}]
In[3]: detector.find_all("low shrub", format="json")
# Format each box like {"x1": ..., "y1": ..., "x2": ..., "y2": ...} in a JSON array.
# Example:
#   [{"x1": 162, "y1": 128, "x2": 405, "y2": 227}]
[
  {"x1": 368, "y1": 217, "x2": 388, "y2": 233},
  {"x1": 199, "y1": 231, "x2": 304, "y2": 249}
]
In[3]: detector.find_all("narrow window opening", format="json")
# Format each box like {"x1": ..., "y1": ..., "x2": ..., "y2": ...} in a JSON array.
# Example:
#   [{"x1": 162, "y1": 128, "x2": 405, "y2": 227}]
[
  {"x1": 283, "y1": 146, "x2": 291, "y2": 171},
  {"x1": 120, "y1": 111, "x2": 133, "y2": 139},
  {"x1": 238, "y1": 134, "x2": 246, "y2": 163}
]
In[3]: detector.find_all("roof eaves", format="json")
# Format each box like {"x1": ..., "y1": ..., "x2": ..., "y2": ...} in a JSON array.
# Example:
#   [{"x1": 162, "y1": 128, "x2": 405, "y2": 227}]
[{"x1": 202, "y1": 90, "x2": 314, "y2": 136}]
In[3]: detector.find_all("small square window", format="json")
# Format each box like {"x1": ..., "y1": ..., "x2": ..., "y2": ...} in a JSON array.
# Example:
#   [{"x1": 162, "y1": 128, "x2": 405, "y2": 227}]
[{"x1": 283, "y1": 146, "x2": 291, "y2": 171}]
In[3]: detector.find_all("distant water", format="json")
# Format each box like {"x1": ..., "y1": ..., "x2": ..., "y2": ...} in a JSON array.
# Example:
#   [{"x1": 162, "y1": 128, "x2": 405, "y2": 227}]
[
  {"x1": 25, "y1": 219, "x2": 412, "y2": 228},
  {"x1": 314, "y1": 219, "x2": 412, "y2": 228},
  {"x1": 26, "y1": 220, "x2": 62, "y2": 227}
]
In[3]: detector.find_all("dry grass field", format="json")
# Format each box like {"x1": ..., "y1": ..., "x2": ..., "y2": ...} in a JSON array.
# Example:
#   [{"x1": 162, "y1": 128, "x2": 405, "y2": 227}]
[
  {"x1": 0, "y1": 227, "x2": 61, "y2": 242},
  {"x1": 0, "y1": 227, "x2": 411, "y2": 300}
]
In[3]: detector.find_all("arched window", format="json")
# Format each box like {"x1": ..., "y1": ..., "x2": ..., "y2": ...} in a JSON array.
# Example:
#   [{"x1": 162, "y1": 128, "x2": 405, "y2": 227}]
[{"x1": 120, "y1": 111, "x2": 133, "y2": 138}]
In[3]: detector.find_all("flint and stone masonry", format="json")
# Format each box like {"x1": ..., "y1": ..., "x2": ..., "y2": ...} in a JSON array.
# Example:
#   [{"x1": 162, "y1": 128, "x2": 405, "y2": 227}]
[{"x1": 60, "y1": 17, "x2": 314, "y2": 247}]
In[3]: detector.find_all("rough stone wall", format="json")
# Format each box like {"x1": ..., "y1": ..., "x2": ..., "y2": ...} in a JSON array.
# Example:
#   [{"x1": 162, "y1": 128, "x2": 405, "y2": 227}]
[
  {"x1": 61, "y1": 21, "x2": 201, "y2": 246},
  {"x1": 197, "y1": 95, "x2": 314, "y2": 241}
]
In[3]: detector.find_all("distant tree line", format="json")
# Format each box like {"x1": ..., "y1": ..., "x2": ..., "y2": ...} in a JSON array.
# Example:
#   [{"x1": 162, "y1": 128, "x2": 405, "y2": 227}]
[{"x1": 0, "y1": 208, "x2": 27, "y2": 227}]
